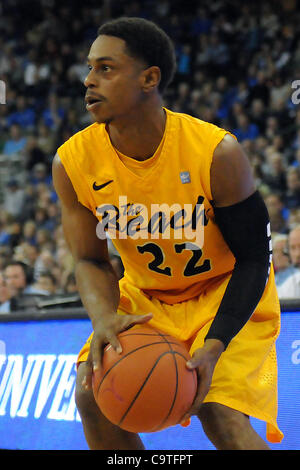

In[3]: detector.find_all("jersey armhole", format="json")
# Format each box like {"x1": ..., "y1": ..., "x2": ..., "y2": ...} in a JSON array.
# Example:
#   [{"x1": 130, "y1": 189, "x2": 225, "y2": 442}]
[
  {"x1": 57, "y1": 147, "x2": 94, "y2": 213},
  {"x1": 206, "y1": 129, "x2": 237, "y2": 203}
]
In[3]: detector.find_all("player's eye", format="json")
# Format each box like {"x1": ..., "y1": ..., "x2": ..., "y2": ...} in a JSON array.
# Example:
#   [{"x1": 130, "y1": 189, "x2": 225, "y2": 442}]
[{"x1": 101, "y1": 65, "x2": 111, "y2": 72}]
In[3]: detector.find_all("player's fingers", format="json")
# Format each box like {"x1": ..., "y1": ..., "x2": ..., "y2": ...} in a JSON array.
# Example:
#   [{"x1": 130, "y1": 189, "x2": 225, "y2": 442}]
[
  {"x1": 186, "y1": 366, "x2": 211, "y2": 420},
  {"x1": 107, "y1": 334, "x2": 123, "y2": 354},
  {"x1": 90, "y1": 336, "x2": 103, "y2": 375},
  {"x1": 180, "y1": 365, "x2": 204, "y2": 422},
  {"x1": 188, "y1": 384, "x2": 207, "y2": 416},
  {"x1": 118, "y1": 313, "x2": 153, "y2": 334},
  {"x1": 180, "y1": 390, "x2": 204, "y2": 423},
  {"x1": 186, "y1": 348, "x2": 204, "y2": 369},
  {"x1": 127, "y1": 312, "x2": 153, "y2": 327},
  {"x1": 82, "y1": 355, "x2": 94, "y2": 390}
]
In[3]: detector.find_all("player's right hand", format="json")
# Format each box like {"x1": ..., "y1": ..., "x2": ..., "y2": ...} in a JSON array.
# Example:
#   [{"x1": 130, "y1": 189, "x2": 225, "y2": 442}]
[{"x1": 82, "y1": 312, "x2": 153, "y2": 390}]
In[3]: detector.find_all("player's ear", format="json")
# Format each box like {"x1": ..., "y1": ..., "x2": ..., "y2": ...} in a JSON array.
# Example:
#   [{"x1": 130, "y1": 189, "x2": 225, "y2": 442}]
[{"x1": 141, "y1": 66, "x2": 161, "y2": 93}]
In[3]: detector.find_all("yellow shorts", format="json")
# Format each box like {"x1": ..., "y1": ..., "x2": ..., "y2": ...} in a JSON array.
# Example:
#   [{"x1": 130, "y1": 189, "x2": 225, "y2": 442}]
[{"x1": 78, "y1": 268, "x2": 283, "y2": 444}]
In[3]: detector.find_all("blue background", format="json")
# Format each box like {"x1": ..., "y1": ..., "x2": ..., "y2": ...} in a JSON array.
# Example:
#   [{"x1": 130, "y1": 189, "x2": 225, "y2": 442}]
[{"x1": 0, "y1": 312, "x2": 299, "y2": 450}]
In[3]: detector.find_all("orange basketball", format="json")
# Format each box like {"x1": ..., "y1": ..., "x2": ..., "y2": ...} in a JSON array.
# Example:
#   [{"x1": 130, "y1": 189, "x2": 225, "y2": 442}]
[{"x1": 92, "y1": 325, "x2": 197, "y2": 433}]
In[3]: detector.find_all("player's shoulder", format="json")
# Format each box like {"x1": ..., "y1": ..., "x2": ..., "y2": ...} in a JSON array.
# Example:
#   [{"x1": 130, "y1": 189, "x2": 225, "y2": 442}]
[
  {"x1": 166, "y1": 108, "x2": 221, "y2": 133},
  {"x1": 167, "y1": 110, "x2": 224, "y2": 143},
  {"x1": 56, "y1": 122, "x2": 105, "y2": 160}
]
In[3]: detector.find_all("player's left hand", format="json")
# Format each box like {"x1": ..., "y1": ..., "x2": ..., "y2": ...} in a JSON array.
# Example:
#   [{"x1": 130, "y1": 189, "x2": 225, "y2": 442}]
[{"x1": 180, "y1": 339, "x2": 225, "y2": 422}]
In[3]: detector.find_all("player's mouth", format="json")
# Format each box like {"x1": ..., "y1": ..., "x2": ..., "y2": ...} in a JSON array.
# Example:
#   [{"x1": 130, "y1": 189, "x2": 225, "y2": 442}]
[{"x1": 85, "y1": 95, "x2": 104, "y2": 111}]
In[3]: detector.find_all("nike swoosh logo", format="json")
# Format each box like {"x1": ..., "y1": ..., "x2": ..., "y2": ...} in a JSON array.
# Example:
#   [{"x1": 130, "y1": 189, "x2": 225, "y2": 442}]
[{"x1": 93, "y1": 180, "x2": 114, "y2": 191}]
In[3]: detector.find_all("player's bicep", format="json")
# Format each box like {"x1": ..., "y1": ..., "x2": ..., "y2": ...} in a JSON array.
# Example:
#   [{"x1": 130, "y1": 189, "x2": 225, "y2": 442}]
[
  {"x1": 52, "y1": 153, "x2": 109, "y2": 263},
  {"x1": 211, "y1": 134, "x2": 256, "y2": 207},
  {"x1": 60, "y1": 202, "x2": 110, "y2": 264}
]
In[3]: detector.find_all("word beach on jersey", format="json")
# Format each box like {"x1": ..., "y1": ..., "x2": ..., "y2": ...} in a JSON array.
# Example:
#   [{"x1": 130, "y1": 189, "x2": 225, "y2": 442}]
[{"x1": 96, "y1": 195, "x2": 208, "y2": 248}]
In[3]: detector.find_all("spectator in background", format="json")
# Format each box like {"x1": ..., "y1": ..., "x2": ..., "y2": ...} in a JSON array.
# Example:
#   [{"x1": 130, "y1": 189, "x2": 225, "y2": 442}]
[
  {"x1": 265, "y1": 116, "x2": 280, "y2": 142},
  {"x1": 0, "y1": 246, "x2": 11, "y2": 271},
  {"x1": 264, "y1": 192, "x2": 289, "y2": 234},
  {"x1": 287, "y1": 208, "x2": 300, "y2": 232},
  {"x1": 4, "y1": 261, "x2": 40, "y2": 295},
  {"x1": 58, "y1": 108, "x2": 83, "y2": 136},
  {"x1": 46, "y1": 202, "x2": 60, "y2": 229},
  {"x1": 0, "y1": 271, "x2": 10, "y2": 314},
  {"x1": 34, "y1": 248, "x2": 57, "y2": 280},
  {"x1": 277, "y1": 226, "x2": 300, "y2": 298},
  {"x1": 30, "y1": 163, "x2": 52, "y2": 187},
  {"x1": 285, "y1": 225, "x2": 300, "y2": 269},
  {"x1": 249, "y1": 99, "x2": 267, "y2": 134},
  {"x1": 2, "y1": 180, "x2": 25, "y2": 219},
  {"x1": 291, "y1": 128, "x2": 300, "y2": 151},
  {"x1": 36, "y1": 123, "x2": 56, "y2": 157},
  {"x1": 6, "y1": 95, "x2": 36, "y2": 130},
  {"x1": 177, "y1": 44, "x2": 192, "y2": 78},
  {"x1": 262, "y1": 153, "x2": 287, "y2": 194},
  {"x1": 284, "y1": 167, "x2": 300, "y2": 209},
  {"x1": 0, "y1": 212, "x2": 12, "y2": 247},
  {"x1": 35, "y1": 184, "x2": 54, "y2": 212},
  {"x1": 233, "y1": 113, "x2": 259, "y2": 142},
  {"x1": 17, "y1": 242, "x2": 40, "y2": 271},
  {"x1": 277, "y1": 269, "x2": 300, "y2": 299},
  {"x1": 0, "y1": 106, "x2": 9, "y2": 142},
  {"x1": 5, "y1": 220, "x2": 23, "y2": 250},
  {"x1": 42, "y1": 93, "x2": 65, "y2": 131},
  {"x1": 35, "y1": 228, "x2": 52, "y2": 251},
  {"x1": 34, "y1": 207, "x2": 51, "y2": 230},
  {"x1": 22, "y1": 220, "x2": 37, "y2": 246},
  {"x1": 291, "y1": 148, "x2": 300, "y2": 168},
  {"x1": 25, "y1": 135, "x2": 47, "y2": 171},
  {"x1": 0, "y1": 260, "x2": 48, "y2": 313},
  {"x1": 23, "y1": 50, "x2": 50, "y2": 93},
  {"x1": 33, "y1": 270, "x2": 57, "y2": 295},
  {"x1": 67, "y1": 49, "x2": 88, "y2": 85},
  {"x1": 2, "y1": 124, "x2": 27, "y2": 156},
  {"x1": 248, "y1": 70, "x2": 270, "y2": 106},
  {"x1": 205, "y1": 33, "x2": 231, "y2": 74},
  {"x1": 172, "y1": 82, "x2": 191, "y2": 113},
  {"x1": 273, "y1": 233, "x2": 297, "y2": 287},
  {"x1": 190, "y1": 7, "x2": 212, "y2": 36},
  {"x1": 195, "y1": 34, "x2": 211, "y2": 68},
  {"x1": 16, "y1": 185, "x2": 35, "y2": 223}
]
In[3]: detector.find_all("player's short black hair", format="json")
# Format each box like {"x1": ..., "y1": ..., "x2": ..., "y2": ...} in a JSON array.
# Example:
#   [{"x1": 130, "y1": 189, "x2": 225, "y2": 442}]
[{"x1": 97, "y1": 17, "x2": 176, "y2": 94}]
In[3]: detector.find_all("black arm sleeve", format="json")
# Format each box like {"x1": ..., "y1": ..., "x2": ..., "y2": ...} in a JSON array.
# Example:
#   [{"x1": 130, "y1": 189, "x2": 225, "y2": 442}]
[{"x1": 204, "y1": 190, "x2": 272, "y2": 349}]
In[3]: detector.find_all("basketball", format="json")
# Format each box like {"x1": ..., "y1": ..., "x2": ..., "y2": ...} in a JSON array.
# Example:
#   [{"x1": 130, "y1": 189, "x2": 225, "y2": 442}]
[{"x1": 92, "y1": 325, "x2": 197, "y2": 433}]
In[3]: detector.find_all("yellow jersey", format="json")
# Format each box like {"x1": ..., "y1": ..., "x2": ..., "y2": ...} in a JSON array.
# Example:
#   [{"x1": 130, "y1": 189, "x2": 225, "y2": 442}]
[{"x1": 57, "y1": 108, "x2": 237, "y2": 304}]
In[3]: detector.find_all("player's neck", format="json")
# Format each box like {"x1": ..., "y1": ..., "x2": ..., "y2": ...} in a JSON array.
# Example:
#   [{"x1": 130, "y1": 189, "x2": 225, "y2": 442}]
[{"x1": 106, "y1": 101, "x2": 166, "y2": 161}]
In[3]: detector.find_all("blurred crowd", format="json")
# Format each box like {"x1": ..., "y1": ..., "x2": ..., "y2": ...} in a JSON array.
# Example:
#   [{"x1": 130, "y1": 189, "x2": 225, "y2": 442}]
[{"x1": 1, "y1": 0, "x2": 300, "y2": 313}]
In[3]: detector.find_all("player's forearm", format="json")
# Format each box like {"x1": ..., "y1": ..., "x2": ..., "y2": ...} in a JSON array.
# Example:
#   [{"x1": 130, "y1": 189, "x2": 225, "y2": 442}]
[
  {"x1": 75, "y1": 259, "x2": 120, "y2": 327},
  {"x1": 205, "y1": 259, "x2": 269, "y2": 348},
  {"x1": 205, "y1": 191, "x2": 272, "y2": 349}
]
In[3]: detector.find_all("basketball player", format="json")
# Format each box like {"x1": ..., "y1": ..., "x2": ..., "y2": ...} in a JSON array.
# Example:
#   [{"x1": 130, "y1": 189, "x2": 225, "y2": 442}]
[{"x1": 52, "y1": 17, "x2": 283, "y2": 450}]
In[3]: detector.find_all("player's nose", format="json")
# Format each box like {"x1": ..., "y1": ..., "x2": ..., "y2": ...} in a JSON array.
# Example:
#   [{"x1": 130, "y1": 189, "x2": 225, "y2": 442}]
[{"x1": 84, "y1": 69, "x2": 98, "y2": 88}]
